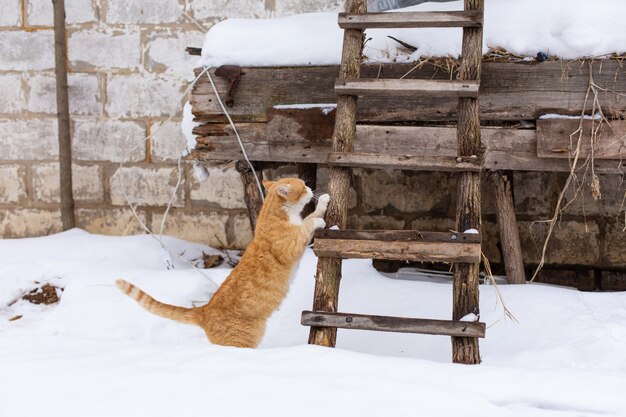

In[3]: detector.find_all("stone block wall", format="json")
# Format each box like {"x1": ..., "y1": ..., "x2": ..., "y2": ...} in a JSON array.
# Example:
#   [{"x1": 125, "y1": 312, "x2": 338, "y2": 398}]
[
  {"x1": 1, "y1": 0, "x2": 624, "y2": 278},
  {"x1": 0, "y1": 0, "x2": 339, "y2": 247}
]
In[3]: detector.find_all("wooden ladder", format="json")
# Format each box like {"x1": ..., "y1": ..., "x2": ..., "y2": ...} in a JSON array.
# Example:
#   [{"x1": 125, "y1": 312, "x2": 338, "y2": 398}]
[{"x1": 301, "y1": 0, "x2": 486, "y2": 364}]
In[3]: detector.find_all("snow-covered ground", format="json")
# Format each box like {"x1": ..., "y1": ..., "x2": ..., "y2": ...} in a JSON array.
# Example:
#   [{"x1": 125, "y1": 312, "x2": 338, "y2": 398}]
[
  {"x1": 200, "y1": 0, "x2": 626, "y2": 67},
  {"x1": 1, "y1": 229, "x2": 625, "y2": 416}
]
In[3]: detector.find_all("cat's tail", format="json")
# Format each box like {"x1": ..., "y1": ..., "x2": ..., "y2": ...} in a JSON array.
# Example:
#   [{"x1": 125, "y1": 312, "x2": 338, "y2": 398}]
[{"x1": 115, "y1": 279, "x2": 199, "y2": 326}]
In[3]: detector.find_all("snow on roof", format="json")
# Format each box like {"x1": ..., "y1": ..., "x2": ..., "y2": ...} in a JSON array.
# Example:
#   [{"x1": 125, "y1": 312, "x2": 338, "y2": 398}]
[{"x1": 199, "y1": 0, "x2": 626, "y2": 68}]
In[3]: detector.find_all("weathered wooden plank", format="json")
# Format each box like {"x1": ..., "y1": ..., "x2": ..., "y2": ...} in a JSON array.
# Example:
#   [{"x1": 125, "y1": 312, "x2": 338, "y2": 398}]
[
  {"x1": 315, "y1": 229, "x2": 481, "y2": 243},
  {"x1": 537, "y1": 119, "x2": 626, "y2": 159},
  {"x1": 313, "y1": 231, "x2": 481, "y2": 263},
  {"x1": 327, "y1": 152, "x2": 482, "y2": 171},
  {"x1": 335, "y1": 78, "x2": 480, "y2": 97},
  {"x1": 191, "y1": 61, "x2": 626, "y2": 122},
  {"x1": 301, "y1": 311, "x2": 486, "y2": 338},
  {"x1": 191, "y1": 123, "x2": 626, "y2": 173},
  {"x1": 338, "y1": 11, "x2": 483, "y2": 29}
]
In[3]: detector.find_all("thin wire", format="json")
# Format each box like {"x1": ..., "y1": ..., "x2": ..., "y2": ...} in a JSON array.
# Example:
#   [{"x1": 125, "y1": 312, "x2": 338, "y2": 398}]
[
  {"x1": 205, "y1": 68, "x2": 265, "y2": 201},
  {"x1": 115, "y1": 66, "x2": 220, "y2": 292}
]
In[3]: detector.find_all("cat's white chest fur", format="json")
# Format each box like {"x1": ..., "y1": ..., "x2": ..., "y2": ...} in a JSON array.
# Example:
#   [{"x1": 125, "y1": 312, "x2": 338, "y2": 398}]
[{"x1": 284, "y1": 206, "x2": 303, "y2": 225}]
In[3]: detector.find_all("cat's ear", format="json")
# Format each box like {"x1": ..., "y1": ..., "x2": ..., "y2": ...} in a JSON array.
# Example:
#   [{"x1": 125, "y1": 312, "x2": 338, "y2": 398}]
[
  {"x1": 276, "y1": 184, "x2": 291, "y2": 198},
  {"x1": 262, "y1": 179, "x2": 275, "y2": 191}
]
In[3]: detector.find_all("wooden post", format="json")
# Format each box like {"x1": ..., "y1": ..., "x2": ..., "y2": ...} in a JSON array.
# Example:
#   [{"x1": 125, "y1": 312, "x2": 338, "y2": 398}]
[
  {"x1": 53, "y1": 0, "x2": 75, "y2": 230},
  {"x1": 308, "y1": 0, "x2": 366, "y2": 347},
  {"x1": 487, "y1": 171, "x2": 526, "y2": 284},
  {"x1": 297, "y1": 163, "x2": 318, "y2": 217},
  {"x1": 235, "y1": 161, "x2": 265, "y2": 233},
  {"x1": 452, "y1": 0, "x2": 483, "y2": 364}
]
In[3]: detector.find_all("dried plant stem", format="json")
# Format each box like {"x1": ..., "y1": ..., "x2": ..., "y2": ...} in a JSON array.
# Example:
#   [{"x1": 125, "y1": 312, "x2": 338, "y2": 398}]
[
  {"x1": 530, "y1": 62, "x2": 599, "y2": 282},
  {"x1": 482, "y1": 253, "x2": 518, "y2": 323}
]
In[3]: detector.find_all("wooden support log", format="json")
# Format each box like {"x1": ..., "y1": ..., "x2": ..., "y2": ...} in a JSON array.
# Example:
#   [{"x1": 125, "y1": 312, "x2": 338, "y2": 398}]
[
  {"x1": 301, "y1": 311, "x2": 486, "y2": 338},
  {"x1": 309, "y1": 0, "x2": 366, "y2": 349},
  {"x1": 53, "y1": 0, "x2": 75, "y2": 230},
  {"x1": 488, "y1": 171, "x2": 526, "y2": 284},
  {"x1": 235, "y1": 161, "x2": 265, "y2": 233},
  {"x1": 452, "y1": 0, "x2": 483, "y2": 365}
]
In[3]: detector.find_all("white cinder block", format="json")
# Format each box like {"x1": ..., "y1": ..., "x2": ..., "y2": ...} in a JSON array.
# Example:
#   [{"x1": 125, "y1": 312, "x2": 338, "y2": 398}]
[
  {"x1": 0, "y1": 165, "x2": 27, "y2": 203},
  {"x1": 109, "y1": 166, "x2": 185, "y2": 207},
  {"x1": 150, "y1": 120, "x2": 188, "y2": 162},
  {"x1": 27, "y1": 73, "x2": 101, "y2": 115},
  {"x1": 145, "y1": 30, "x2": 205, "y2": 79},
  {"x1": 32, "y1": 163, "x2": 103, "y2": 203},
  {"x1": 69, "y1": 29, "x2": 141, "y2": 70},
  {"x1": 0, "y1": 31, "x2": 54, "y2": 71},
  {"x1": 190, "y1": 166, "x2": 246, "y2": 209},
  {"x1": 191, "y1": 0, "x2": 267, "y2": 19},
  {"x1": 106, "y1": 75, "x2": 185, "y2": 118},
  {"x1": 72, "y1": 119, "x2": 146, "y2": 162},
  {"x1": 0, "y1": 119, "x2": 58, "y2": 160},
  {"x1": 0, "y1": 74, "x2": 25, "y2": 114},
  {"x1": 0, "y1": 0, "x2": 21, "y2": 26},
  {"x1": 26, "y1": 0, "x2": 95, "y2": 26},
  {"x1": 106, "y1": 0, "x2": 182, "y2": 24}
]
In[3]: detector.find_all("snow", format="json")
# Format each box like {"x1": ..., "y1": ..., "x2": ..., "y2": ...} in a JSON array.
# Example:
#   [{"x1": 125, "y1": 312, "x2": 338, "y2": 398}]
[
  {"x1": 1, "y1": 229, "x2": 626, "y2": 416},
  {"x1": 273, "y1": 103, "x2": 337, "y2": 115},
  {"x1": 199, "y1": 0, "x2": 626, "y2": 67},
  {"x1": 539, "y1": 113, "x2": 603, "y2": 120},
  {"x1": 464, "y1": 228, "x2": 479, "y2": 234},
  {"x1": 460, "y1": 312, "x2": 479, "y2": 322}
]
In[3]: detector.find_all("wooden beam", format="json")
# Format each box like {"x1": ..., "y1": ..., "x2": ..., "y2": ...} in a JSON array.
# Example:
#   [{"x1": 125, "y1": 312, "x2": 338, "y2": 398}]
[
  {"x1": 313, "y1": 230, "x2": 481, "y2": 263},
  {"x1": 327, "y1": 152, "x2": 482, "y2": 171},
  {"x1": 191, "y1": 123, "x2": 626, "y2": 173},
  {"x1": 537, "y1": 119, "x2": 626, "y2": 159},
  {"x1": 335, "y1": 79, "x2": 480, "y2": 98},
  {"x1": 190, "y1": 61, "x2": 626, "y2": 123},
  {"x1": 338, "y1": 11, "x2": 483, "y2": 29},
  {"x1": 487, "y1": 171, "x2": 526, "y2": 284},
  {"x1": 301, "y1": 311, "x2": 486, "y2": 338}
]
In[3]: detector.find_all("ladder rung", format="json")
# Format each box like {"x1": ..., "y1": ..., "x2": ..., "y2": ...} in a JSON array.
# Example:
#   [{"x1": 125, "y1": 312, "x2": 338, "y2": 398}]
[
  {"x1": 327, "y1": 152, "x2": 482, "y2": 172},
  {"x1": 313, "y1": 229, "x2": 481, "y2": 263},
  {"x1": 338, "y1": 11, "x2": 483, "y2": 29},
  {"x1": 335, "y1": 78, "x2": 480, "y2": 98},
  {"x1": 302, "y1": 311, "x2": 486, "y2": 338}
]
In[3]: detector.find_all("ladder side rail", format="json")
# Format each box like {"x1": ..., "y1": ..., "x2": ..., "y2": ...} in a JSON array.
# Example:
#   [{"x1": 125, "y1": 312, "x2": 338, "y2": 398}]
[
  {"x1": 453, "y1": 0, "x2": 484, "y2": 365},
  {"x1": 308, "y1": 0, "x2": 367, "y2": 348}
]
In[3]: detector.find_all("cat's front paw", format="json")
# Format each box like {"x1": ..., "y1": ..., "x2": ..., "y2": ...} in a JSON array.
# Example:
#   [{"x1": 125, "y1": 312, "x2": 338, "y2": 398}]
[
  {"x1": 313, "y1": 218, "x2": 326, "y2": 230},
  {"x1": 317, "y1": 194, "x2": 330, "y2": 211}
]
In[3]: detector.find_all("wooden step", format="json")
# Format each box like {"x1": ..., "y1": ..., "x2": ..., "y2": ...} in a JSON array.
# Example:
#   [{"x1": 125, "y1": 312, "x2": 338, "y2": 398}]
[
  {"x1": 313, "y1": 229, "x2": 481, "y2": 263},
  {"x1": 338, "y1": 11, "x2": 483, "y2": 29},
  {"x1": 302, "y1": 311, "x2": 486, "y2": 338},
  {"x1": 335, "y1": 78, "x2": 480, "y2": 98},
  {"x1": 327, "y1": 152, "x2": 482, "y2": 172}
]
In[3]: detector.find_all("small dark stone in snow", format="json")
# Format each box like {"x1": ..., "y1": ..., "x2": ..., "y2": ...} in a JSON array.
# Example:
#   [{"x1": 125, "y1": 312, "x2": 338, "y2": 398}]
[{"x1": 536, "y1": 51, "x2": 548, "y2": 62}]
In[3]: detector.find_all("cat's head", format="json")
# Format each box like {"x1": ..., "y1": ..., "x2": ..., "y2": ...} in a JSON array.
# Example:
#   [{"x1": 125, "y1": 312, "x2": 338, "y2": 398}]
[{"x1": 262, "y1": 178, "x2": 313, "y2": 208}]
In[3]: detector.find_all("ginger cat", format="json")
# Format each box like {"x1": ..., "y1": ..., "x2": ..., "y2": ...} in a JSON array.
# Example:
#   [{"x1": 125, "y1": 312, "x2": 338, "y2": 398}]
[{"x1": 116, "y1": 178, "x2": 329, "y2": 348}]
